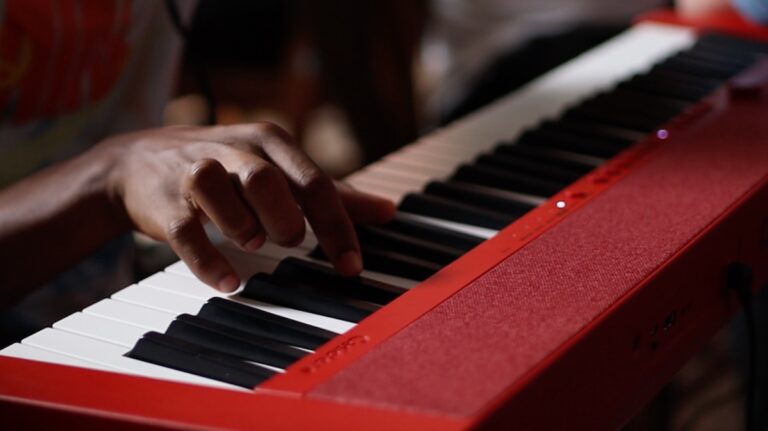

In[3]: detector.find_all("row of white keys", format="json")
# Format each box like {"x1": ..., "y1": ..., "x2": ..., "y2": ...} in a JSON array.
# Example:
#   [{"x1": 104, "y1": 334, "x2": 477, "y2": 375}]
[
  {"x1": 0, "y1": 343, "x2": 117, "y2": 372},
  {"x1": 342, "y1": 23, "x2": 696, "y2": 242},
  {"x1": 345, "y1": 176, "x2": 407, "y2": 202},
  {"x1": 115, "y1": 274, "x2": 356, "y2": 334},
  {"x1": 85, "y1": 298, "x2": 176, "y2": 332},
  {"x1": 58, "y1": 309, "x2": 284, "y2": 373},
  {"x1": 21, "y1": 328, "x2": 243, "y2": 390}
]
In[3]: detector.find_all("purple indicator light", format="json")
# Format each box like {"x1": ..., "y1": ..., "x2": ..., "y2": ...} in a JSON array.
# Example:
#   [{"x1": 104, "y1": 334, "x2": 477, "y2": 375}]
[{"x1": 656, "y1": 129, "x2": 669, "y2": 140}]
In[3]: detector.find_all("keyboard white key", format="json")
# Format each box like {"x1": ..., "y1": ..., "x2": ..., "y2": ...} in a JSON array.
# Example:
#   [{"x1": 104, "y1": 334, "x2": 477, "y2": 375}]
[
  {"x1": 364, "y1": 163, "x2": 438, "y2": 184},
  {"x1": 22, "y1": 328, "x2": 243, "y2": 390},
  {"x1": 114, "y1": 284, "x2": 206, "y2": 315},
  {"x1": 381, "y1": 156, "x2": 459, "y2": 179},
  {"x1": 54, "y1": 312, "x2": 147, "y2": 348},
  {"x1": 115, "y1": 281, "x2": 355, "y2": 335},
  {"x1": 345, "y1": 176, "x2": 408, "y2": 202},
  {"x1": 0, "y1": 343, "x2": 118, "y2": 372},
  {"x1": 139, "y1": 271, "x2": 228, "y2": 300},
  {"x1": 84, "y1": 299, "x2": 176, "y2": 332}
]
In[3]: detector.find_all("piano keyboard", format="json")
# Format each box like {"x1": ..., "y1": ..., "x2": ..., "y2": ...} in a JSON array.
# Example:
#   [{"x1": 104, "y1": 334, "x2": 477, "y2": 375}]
[{"x1": 3, "y1": 22, "x2": 767, "y2": 394}]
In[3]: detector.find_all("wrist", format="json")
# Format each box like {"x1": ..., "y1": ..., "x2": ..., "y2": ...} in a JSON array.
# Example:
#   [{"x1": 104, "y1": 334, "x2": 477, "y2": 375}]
[{"x1": 82, "y1": 136, "x2": 132, "y2": 231}]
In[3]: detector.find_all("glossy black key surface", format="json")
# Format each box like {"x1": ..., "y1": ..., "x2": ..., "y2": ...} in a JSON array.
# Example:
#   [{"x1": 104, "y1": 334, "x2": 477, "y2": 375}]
[
  {"x1": 589, "y1": 87, "x2": 690, "y2": 115},
  {"x1": 657, "y1": 55, "x2": 739, "y2": 80},
  {"x1": 563, "y1": 104, "x2": 659, "y2": 133},
  {"x1": 166, "y1": 314, "x2": 306, "y2": 368},
  {"x1": 311, "y1": 243, "x2": 444, "y2": 281},
  {"x1": 385, "y1": 212, "x2": 484, "y2": 251},
  {"x1": 424, "y1": 180, "x2": 541, "y2": 216},
  {"x1": 541, "y1": 118, "x2": 644, "y2": 147},
  {"x1": 272, "y1": 257, "x2": 407, "y2": 304},
  {"x1": 474, "y1": 152, "x2": 584, "y2": 184},
  {"x1": 356, "y1": 225, "x2": 463, "y2": 266},
  {"x1": 198, "y1": 297, "x2": 336, "y2": 350},
  {"x1": 355, "y1": 244, "x2": 444, "y2": 281},
  {"x1": 695, "y1": 32, "x2": 768, "y2": 54},
  {"x1": 400, "y1": 192, "x2": 515, "y2": 231},
  {"x1": 242, "y1": 273, "x2": 379, "y2": 323},
  {"x1": 493, "y1": 143, "x2": 602, "y2": 172},
  {"x1": 578, "y1": 91, "x2": 680, "y2": 125},
  {"x1": 517, "y1": 127, "x2": 625, "y2": 159},
  {"x1": 453, "y1": 164, "x2": 562, "y2": 197},
  {"x1": 620, "y1": 72, "x2": 717, "y2": 102},
  {"x1": 128, "y1": 332, "x2": 274, "y2": 389}
]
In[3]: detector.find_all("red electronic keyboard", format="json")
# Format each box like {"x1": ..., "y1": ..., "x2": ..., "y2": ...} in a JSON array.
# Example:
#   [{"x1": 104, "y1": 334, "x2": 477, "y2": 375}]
[{"x1": 2, "y1": 10, "x2": 768, "y2": 431}]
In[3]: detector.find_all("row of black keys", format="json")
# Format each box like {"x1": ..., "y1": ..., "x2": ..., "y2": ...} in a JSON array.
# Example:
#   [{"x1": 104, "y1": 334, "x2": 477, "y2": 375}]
[
  {"x1": 394, "y1": 33, "x2": 764, "y2": 232},
  {"x1": 128, "y1": 257, "x2": 409, "y2": 388},
  {"x1": 307, "y1": 32, "x2": 766, "y2": 281},
  {"x1": 127, "y1": 32, "x2": 768, "y2": 389}
]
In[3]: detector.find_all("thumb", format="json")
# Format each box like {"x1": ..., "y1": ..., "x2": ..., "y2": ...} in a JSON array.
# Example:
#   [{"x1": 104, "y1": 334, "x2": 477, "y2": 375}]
[{"x1": 335, "y1": 181, "x2": 396, "y2": 225}]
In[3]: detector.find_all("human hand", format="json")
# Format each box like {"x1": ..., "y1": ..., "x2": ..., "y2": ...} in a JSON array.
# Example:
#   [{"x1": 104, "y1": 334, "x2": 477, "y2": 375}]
[
  {"x1": 677, "y1": 0, "x2": 731, "y2": 18},
  {"x1": 102, "y1": 123, "x2": 395, "y2": 292}
]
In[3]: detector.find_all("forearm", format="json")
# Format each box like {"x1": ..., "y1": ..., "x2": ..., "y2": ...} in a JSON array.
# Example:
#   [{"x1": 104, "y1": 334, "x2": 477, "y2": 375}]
[{"x1": 0, "y1": 143, "x2": 132, "y2": 305}]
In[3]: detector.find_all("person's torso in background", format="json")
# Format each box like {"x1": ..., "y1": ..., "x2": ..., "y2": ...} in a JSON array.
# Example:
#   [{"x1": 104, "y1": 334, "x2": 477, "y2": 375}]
[
  {"x1": 0, "y1": 0, "x2": 192, "y2": 188},
  {"x1": 0, "y1": 0, "x2": 193, "y2": 342}
]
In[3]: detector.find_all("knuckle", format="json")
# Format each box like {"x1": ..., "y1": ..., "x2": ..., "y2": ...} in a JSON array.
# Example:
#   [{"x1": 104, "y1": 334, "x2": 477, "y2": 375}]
[
  {"x1": 242, "y1": 164, "x2": 281, "y2": 193},
  {"x1": 253, "y1": 121, "x2": 288, "y2": 139},
  {"x1": 225, "y1": 220, "x2": 261, "y2": 244},
  {"x1": 274, "y1": 222, "x2": 306, "y2": 247},
  {"x1": 166, "y1": 216, "x2": 198, "y2": 243},
  {"x1": 186, "y1": 158, "x2": 221, "y2": 190},
  {"x1": 297, "y1": 168, "x2": 332, "y2": 195}
]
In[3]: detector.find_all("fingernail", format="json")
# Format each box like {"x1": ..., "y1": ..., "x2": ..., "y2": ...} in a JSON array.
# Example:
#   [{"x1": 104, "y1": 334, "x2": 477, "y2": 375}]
[
  {"x1": 338, "y1": 250, "x2": 363, "y2": 276},
  {"x1": 243, "y1": 233, "x2": 265, "y2": 252},
  {"x1": 217, "y1": 274, "x2": 240, "y2": 292}
]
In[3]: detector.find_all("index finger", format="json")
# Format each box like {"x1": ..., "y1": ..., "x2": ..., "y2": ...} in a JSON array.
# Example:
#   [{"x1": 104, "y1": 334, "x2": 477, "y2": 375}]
[{"x1": 234, "y1": 123, "x2": 363, "y2": 276}]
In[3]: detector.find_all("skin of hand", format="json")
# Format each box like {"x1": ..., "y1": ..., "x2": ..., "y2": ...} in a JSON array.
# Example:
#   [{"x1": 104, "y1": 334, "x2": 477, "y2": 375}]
[
  {"x1": 677, "y1": 0, "x2": 732, "y2": 18},
  {"x1": 106, "y1": 123, "x2": 396, "y2": 292},
  {"x1": 0, "y1": 122, "x2": 395, "y2": 302}
]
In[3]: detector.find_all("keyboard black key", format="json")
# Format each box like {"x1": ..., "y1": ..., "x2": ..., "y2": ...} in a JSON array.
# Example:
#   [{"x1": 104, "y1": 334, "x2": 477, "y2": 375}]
[
  {"x1": 356, "y1": 225, "x2": 463, "y2": 266},
  {"x1": 272, "y1": 257, "x2": 407, "y2": 304},
  {"x1": 474, "y1": 153, "x2": 584, "y2": 184},
  {"x1": 517, "y1": 127, "x2": 625, "y2": 159},
  {"x1": 128, "y1": 332, "x2": 274, "y2": 389},
  {"x1": 620, "y1": 72, "x2": 716, "y2": 103},
  {"x1": 424, "y1": 180, "x2": 540, "y2": 216},
  {"x1": 657, "y1": 56, "x2": 738, "y2": 80},
  {"x1": 578, "y1": 92, "x2": 680, "y2": 125},
  {"x1": 541, "y1": 118, "x2": 644, "y2": 147},
  {"x1": 563, "y1": 104, "x2": 658, "y2": 133},
  {"x1": 198, "y1": 297, "x2": 336, "y2": 350},
  {"x1": 589, "y1": 88, "x2": 690, "y2": 116},
  {"x1": 242, "y1": 273, "x2": 379, "y2": 323},
  {"x1": 400, "y1": 192, "x2": 515, "y2": 230},
  {"x1": 695, "y1": 32, "x2": 768, "y2": 55},
  {"x1": 453, "y1": 164, "x2": 563, "y2": 197},
  {"x1": 166, "y1": 314, "x2": 306, "y2": 368},
  {"x1": 385, "y1": 212, "x2": 484, "y2": 251},
  {"x1": 311, "y1": 243, "x2": 444, "y2": 281},
  {"x1": 493, "y1": 143, "x2": 602, "y2": 172}
]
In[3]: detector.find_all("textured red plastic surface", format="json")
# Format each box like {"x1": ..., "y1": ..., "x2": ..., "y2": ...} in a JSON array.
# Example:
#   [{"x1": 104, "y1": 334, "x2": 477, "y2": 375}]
[
  {"x1": 0, "y1": 356, "x2": 463, "y2": 431},
  {"x1": 307, "y1": 97, "x2": 768, "y2": 416}
]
